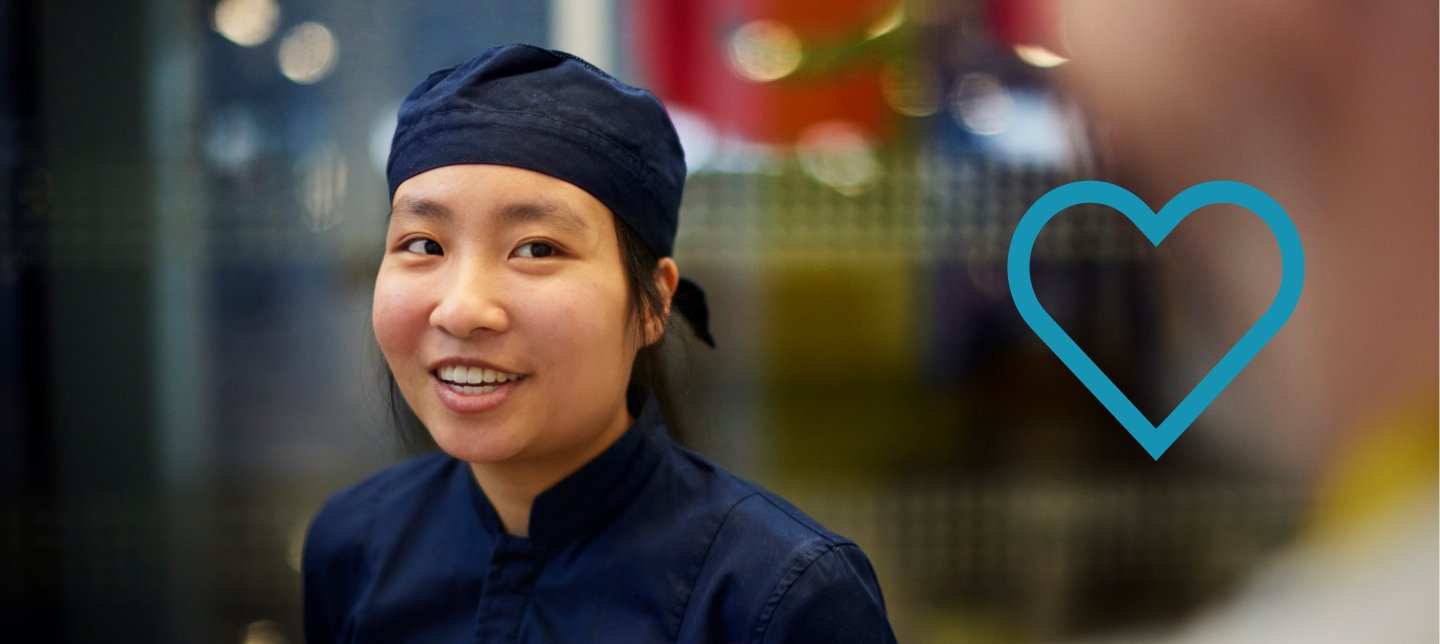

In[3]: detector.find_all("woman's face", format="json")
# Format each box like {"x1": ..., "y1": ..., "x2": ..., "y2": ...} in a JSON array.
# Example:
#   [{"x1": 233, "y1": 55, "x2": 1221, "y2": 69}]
[{"x1": 374, "y1": 164, "x2": 638, "y2": 473}]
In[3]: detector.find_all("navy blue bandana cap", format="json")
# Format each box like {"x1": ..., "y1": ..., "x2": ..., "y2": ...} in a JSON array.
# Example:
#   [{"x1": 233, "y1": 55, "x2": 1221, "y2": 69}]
[
  {"x1": 673, "y1": 278, "x2": 714, "y2": 348},
  {"x1": 387, "y1": 43, "x2": 714, "y2": 348}
]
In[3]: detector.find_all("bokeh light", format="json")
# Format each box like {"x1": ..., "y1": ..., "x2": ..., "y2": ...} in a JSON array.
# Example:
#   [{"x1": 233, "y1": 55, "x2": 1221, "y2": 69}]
[
  {"x1": 864, "y1": 5, "x2": 905, "y2": 40},
  {"x1": 277, "y1": 22, "x2": 338, "y2": 85},
  {"x1": 727, "y1": 20, "x2": 802, "y2": 82},
  {"x1": 1013, "y1": 44, "x2": 1069, "y2": 68},
  {"x1": 203, "y1": 104, "x2": 261, "y2": 172},
  {"x1": 881, "y1": 58, "x2": 940, "y2": 117},
  {"x1": 212, "y1": 0, "x2": 279, "y2": 47},
  {"x1": 951, "y1": 72, "x2": 1014, "y2": 135},
  {"x1": 295, "y1": 142, "x2": 347, "y2": 231},
  {"x1": 241, "y1": 620, "x2": 289, "y2": 644},
  {"x1": 796, "y1": 120, "x2": 880, "y2": 195}
]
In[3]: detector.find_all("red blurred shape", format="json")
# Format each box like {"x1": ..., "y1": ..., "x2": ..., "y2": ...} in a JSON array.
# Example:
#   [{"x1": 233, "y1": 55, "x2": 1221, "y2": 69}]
[
  {"x1": 986, "y1": 0, "x2": 1061, "y2": 50},
  {"x1": 633, "y1": 0, "x2": 895, "y2": 146}
]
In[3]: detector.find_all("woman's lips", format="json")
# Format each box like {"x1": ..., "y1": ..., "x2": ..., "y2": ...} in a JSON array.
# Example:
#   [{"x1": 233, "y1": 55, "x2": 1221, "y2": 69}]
[{"x1": 431, "y1": 371, "x2": 524, "y2": 414}]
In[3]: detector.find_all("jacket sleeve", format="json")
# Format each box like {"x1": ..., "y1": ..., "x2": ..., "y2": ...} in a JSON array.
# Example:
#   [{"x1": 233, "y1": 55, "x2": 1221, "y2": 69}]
[{"x1": 753, "y1": 543, "x2": 898, "y2": 644}]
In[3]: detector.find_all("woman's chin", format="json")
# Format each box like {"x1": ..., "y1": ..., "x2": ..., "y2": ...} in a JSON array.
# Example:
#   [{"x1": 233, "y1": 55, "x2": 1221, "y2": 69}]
[{"x1": 428, "y1": 424, "x2": 528, "y2": 465}]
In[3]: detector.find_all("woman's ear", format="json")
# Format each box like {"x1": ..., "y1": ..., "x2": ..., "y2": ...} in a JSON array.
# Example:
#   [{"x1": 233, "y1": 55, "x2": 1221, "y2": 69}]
[{"x1": 647, "y1": 257, "x2": 680, "y2": 345}]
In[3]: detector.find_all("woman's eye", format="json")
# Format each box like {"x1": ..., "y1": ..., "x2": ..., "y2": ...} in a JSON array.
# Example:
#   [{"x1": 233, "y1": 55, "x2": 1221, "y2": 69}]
[
  {"x1": 404, "y1": 238, "x2": 443, "y2": 255},
  {"x1": 514, "y1": 242, "x2": 556, "y2": 259}
]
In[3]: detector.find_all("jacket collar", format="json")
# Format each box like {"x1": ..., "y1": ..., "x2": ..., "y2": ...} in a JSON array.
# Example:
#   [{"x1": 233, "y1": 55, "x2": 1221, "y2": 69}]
[{"x1": 465, "y1": 397, "x2": 668, "y2": 545}]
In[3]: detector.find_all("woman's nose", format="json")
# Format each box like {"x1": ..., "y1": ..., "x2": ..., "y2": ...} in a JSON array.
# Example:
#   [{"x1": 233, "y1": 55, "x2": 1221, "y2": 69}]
[{"x1": 429, "y1": 265, "x2": 510, "y2": 338}]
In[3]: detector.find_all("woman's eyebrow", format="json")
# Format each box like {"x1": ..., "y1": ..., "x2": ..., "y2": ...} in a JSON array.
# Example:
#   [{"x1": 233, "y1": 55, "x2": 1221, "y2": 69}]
[
  {"x1": 389, "y1": 196, "x2": 589, "y2": 234},
  {"x1": 389, "y1": 195, "x2": 452, "y2": 223},
  {"x1": 493, "y1": 200, "x2": 590, "y2": 234}
]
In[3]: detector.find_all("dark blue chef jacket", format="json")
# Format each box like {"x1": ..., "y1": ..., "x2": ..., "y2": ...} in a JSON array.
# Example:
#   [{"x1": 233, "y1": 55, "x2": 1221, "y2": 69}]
[{"x1": 302, "y1": 400, "x2": 898, "y2": 643}]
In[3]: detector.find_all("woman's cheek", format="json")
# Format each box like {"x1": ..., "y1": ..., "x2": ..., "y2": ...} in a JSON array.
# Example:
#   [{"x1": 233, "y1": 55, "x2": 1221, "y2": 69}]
[
  {"x1": 554, "y1": 277, "x2": 626, "y2": 344},
  {"x1": 512, "y1": 285, "x2": 586, "y2": 351},
  {"x1": 515, "y1": 278, "x2": 627, "y2": 378},
  {"x1": 372, "y1": 274, "x2": 422, "y2": 358}
]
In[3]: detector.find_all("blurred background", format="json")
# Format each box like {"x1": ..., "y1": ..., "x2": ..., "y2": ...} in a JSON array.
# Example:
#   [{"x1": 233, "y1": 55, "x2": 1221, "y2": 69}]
[{"x1": 1, "y1": 0, "x2": 1434, "y2": 642}]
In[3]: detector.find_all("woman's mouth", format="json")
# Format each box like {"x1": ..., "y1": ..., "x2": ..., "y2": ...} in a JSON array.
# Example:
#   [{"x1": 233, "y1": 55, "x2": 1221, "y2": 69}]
[
  {"x1": 433, "y1": 364, "x2": 527, "y2": 396},
  {"x1": 430, "y1": 364, "x2": 527, "y2": 414}
]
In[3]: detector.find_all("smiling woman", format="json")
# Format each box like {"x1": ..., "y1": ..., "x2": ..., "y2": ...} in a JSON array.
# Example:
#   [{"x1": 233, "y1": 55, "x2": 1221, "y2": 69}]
[
  {"x1": 301, "y1": 44, "x2": 897, "y2": 643},
  {"x1": 376, "y1": 164, "x2": 650, "y2": 524}
]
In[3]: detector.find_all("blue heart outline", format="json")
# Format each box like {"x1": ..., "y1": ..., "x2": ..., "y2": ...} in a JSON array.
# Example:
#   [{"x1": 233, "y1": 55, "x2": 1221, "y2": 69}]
[{"x1": 1007, "y1": 181, "x2": 1306, "y2": 459}]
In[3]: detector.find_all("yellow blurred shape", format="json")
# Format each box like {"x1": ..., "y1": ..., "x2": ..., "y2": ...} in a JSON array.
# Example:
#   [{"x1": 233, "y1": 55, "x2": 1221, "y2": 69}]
[
  {"x1": 1308, "y1": 398, "x2": 1438, "y2": 540},
  {"x1": 761, "y1": 256, "x2": 915, "y2": 385},
  {"x1": 864, "y1": 4, "x2": 905, "y2": 40}
]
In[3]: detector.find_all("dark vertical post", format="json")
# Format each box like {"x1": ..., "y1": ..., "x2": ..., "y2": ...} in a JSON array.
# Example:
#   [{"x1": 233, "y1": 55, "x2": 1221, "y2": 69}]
[
  {"x1": 0, "y1": 0, "x2": 62, "y2": 635},
  {"x1": 38, "y1": 0, "x2": 164, "y2": 638}
]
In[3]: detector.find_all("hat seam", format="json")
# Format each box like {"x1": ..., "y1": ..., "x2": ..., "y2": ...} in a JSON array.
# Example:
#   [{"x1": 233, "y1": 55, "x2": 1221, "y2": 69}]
[{"x1": 402, "y1": 106, "x2": 664, "y2": 190}]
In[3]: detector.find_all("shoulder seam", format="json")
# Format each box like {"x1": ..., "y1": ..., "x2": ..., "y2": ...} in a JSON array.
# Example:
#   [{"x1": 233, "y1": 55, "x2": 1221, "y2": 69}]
[
  {"x1": 672, "y1": 490, "x2": 763, "y2": 638},
  {"x1": 750, "y1": 541, "x2": 847, "y2": 644},
  {"x1": 748, "y1": 492, "x2": 853, "y2": 546}
]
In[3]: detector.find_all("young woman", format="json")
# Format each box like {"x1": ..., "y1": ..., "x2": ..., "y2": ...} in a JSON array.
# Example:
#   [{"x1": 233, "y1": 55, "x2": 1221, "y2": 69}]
[{"x1": 303, "y1": 44, "x2": 897, "y2": 643}]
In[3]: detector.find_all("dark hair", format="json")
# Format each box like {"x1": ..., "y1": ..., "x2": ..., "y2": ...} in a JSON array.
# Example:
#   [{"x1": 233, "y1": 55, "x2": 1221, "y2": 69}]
[
  {"x1": 613, "y1": 216, "x2": 687, "y2": 441},
  {"x1": 384, "y1": 214, "x2": 686, "y2": 453}
]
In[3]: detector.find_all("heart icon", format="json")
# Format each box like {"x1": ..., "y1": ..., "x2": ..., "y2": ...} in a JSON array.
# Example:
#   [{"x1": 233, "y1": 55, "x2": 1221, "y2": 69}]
[{"x1": 1007, "y1": 181, "x2": 1306, "y2": 459}]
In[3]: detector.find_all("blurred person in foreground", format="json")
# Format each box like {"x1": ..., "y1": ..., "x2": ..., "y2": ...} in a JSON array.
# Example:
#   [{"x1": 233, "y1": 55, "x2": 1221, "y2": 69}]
[{"x1": 1029, "y1": 0, "x2": 1437, "y2": 641}]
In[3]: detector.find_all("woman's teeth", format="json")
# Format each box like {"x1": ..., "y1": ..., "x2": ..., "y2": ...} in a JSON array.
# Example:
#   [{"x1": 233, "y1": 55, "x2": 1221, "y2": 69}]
[{"x1": 437, "y1": 365, "x2": 523, "y2": 395}]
